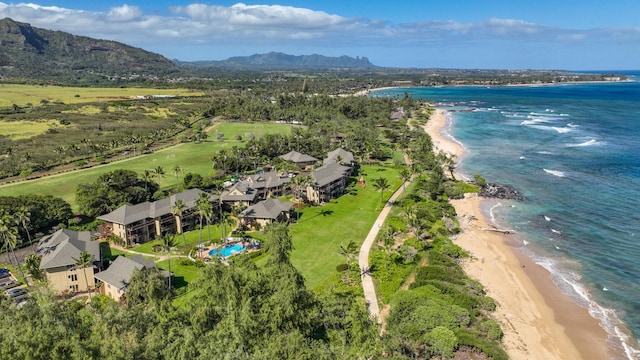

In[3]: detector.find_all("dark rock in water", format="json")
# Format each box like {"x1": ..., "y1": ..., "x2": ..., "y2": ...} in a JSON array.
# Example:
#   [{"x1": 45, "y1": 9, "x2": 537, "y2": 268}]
[{"x1": 479, "y1": 183, "x2": 524, "y2": 201}]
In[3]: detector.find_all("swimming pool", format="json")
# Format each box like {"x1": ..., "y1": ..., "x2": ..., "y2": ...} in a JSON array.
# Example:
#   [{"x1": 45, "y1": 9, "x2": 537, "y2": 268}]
[{"x1": 208, "y1": 243, "x2": 245, "y2": 258}]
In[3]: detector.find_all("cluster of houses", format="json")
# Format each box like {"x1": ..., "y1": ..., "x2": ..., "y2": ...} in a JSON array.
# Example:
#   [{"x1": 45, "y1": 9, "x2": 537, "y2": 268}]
[{"x1": 34, "y1": 148, "x2": 355, "y2": 302}]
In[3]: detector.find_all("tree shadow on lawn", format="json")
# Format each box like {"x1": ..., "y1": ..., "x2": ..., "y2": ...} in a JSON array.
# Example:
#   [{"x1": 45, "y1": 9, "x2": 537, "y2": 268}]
[{"x1": 295, "y1": 208, "x2": 334, "y2": 223}]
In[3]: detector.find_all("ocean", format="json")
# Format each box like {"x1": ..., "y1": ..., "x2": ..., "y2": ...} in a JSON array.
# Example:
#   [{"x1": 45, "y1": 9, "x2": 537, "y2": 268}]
[{"x1": 373, "y1": 73, "x2": 640, "y2": 359}]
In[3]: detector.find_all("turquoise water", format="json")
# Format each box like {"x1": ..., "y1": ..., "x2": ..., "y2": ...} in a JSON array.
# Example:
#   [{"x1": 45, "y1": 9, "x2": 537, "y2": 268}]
[
  {"x1": 209, "y1": 243, "x2": 245, "y2": 257},
  {"x1": 374, "y1": 74, "x2": 640, "y2": 359}
]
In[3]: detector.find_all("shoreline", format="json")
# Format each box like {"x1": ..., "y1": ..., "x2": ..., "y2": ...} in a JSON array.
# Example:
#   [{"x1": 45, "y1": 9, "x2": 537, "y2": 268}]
[{"x1": 426, "y1": 108, "x2": 614, "y2": 360}]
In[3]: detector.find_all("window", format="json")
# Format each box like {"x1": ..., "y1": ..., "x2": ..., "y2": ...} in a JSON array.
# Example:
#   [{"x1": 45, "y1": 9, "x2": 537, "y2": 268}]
[
  {"x1": 68, "y1": 274, "x2": 78, "y2": 282},
  {"x1": 69, "y1": 284, "x2": 79, "y2": 291}
]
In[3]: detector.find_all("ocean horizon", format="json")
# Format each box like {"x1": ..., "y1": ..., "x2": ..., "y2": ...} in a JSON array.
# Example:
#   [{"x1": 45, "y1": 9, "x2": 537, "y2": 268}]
[{"x1": 373, "y1": 73, "x2": 640, "y2": 359}]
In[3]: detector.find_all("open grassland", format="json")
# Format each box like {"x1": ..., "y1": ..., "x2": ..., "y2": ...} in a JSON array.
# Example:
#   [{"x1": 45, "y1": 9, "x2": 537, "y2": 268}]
[
  {"x1": 0, "y1": 84, "x2": 205, "y2": 108},
  {"x1": 0, "y1": 122, "x2": 293, "y2": 210},
  {"x1": 0, "y1": 119, "x2": 61, "y2": 140}
]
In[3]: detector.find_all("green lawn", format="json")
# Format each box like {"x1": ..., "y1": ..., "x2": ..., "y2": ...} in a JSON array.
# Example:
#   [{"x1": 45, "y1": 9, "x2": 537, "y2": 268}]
[
  {"x1": 0, "y1": 84, "x2": 206, "y2": 108},
  {"x1": 287, "y1": 164, "x2": 403, "y2": 289},
  {"x1": 0, "y1": 122, "x2": 293, "y2": 211}
]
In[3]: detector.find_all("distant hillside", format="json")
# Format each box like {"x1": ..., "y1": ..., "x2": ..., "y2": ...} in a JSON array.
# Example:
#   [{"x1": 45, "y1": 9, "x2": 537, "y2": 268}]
[
  {"x1": 176, "y1": 52, "x2": 377, "y2": 70},
  {"x1": 0, "y1": 18, "x2": 183, "y2": 83}
]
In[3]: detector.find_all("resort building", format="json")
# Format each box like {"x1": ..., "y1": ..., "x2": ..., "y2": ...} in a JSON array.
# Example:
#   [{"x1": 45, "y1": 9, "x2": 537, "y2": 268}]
[
  {"x1": 323, "y1": 147, "x2": 355, "y2": 168},
  {"x1": 238, "y1": 198, "x2": 293, "y2": 229},
  {"x1": 279, "y1": 150, "x2": 319, "y2": 169},
  {"x1": 245, "y1": 171, "x2": 291, "y2": 199},
  {"x1": 221, "y1": 181, "x2": 258, "y2": 208},
  {"x1": 94, "y1": 255, "x2": 168, "y2": 303},
  {"x1": 97, "y1": 188, "x2": 215, "y2": 247},
  {"x1": 221, "y1": 171, "x2": 290, "y2": 208},
  {"x1": 36, "y1": 229, "x2": 101, "y2": 294},
  {"x1": 306, "y1": 162, "x2": 352, "y2": 204}
]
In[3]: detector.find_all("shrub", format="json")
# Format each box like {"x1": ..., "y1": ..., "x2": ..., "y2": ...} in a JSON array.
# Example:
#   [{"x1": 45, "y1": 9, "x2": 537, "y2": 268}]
[
  {"x1": 178, "y1": 258, "x2": 192, "y2": 266},
  {"x1": 19, "y1": 169, "x2": 33, "y2": 178},
  {"x1": 336, "y1": 263, "x2": 349, "y2": 272},
  {"x1": 455, "y1": 329, "x2": 508, "y2": 360},
  {"x1": 479, "y1": 319, "x2": 503, "y2": 341}
]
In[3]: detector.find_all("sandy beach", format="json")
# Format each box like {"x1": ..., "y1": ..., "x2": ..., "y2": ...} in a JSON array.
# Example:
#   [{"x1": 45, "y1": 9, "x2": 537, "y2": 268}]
[{"x1": 425, "y1": 109, "x2": 613, "y2": 360}]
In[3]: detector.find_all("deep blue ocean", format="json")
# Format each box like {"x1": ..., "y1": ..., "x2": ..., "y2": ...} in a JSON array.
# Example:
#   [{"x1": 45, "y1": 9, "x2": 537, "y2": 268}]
[{"x1": 374, "y1": 73, "x2": 640, "y2": 359}]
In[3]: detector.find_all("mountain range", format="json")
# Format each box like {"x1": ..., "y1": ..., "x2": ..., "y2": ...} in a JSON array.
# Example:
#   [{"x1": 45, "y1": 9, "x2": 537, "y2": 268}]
[
  {"x1": 0, "y1": 17, "x2": 376, "y2": 83},
  {"x1": 175, "y1": 52, "x2": 375, "y2": 69}
]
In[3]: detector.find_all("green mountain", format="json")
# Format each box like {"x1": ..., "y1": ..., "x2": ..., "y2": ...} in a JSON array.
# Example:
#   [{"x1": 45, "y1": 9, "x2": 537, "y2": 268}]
[
  {"x1": 175, "y1": 51, "x2": 377, "y2": 69},
  {"x1": 0, "y1": 17, "x2": 182, "y2": 83}
]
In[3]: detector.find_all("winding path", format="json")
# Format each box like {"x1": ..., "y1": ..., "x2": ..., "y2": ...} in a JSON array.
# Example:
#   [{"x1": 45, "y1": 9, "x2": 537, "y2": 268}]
[{"x1": 358, "y1": 180, "x2": 410, "y2": 323}]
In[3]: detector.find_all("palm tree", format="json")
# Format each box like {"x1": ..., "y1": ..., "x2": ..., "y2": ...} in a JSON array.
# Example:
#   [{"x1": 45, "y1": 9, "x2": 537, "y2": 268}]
[
  {"x1": 16, "y1": 207, "x2": 32, "y2": 246},
  {"x1": 195, "y1": 193, "x2": 212, "y2": 258},
  {"x1": 24, "y1": 253, "x2": 43, "y2": 282},
  {"x1": 0, "y1": 213, "x2": 24, "y2": 281},
  {"x1": 172, "y1": 164, "x2": 183, "y2": 188},
  {"x1": 372, "y1": 177, "x2": 391, "y2": 208},
  {"x1": 437, "y1": 152, "x2": 457, "y2": 180},
  {"x1": 143, "y1": 169, "x2": 154, "y2": 193},
  {"x1": 154, "y1": 166, "x2": 165, "y2": 185},
  {"x1": 73, "y1": 250, "x2": 94, "y2": 302},
  {"x1": 338, "y1": 240, "x2": 358, "y2": 283},
  {"x1": 160, "y1": 233, "x2": 177, "y2": 290},
  {"x1": 338, "y1": 240, "x2": 358, "y2": 269},
  {"x1": 399, "y1": 167, "x2": 411, "y2": 199},
  {"x1": 170, "y1": 199, "x2": 187, "y2": 247}
]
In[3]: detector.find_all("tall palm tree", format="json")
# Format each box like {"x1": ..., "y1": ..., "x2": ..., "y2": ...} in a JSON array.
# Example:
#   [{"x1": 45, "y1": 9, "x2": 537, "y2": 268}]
[
  {"x1": 154, "y1": 166, "x2": 165, "y2": 186},
  {"x1": 399, "y1": 167, "x2": 411, "y2": 199},
  {"x1": 172, "y1": 164, "x2": 183, "y2": 188},
  {"x1": 143, "y1": 169, "x2": 154, "y2": 193},
  {"x1": 16, "y1": 207, "x2": 32, "y2": 246},
  {"x1": 372, "y1": 177, "x2": 391, "y2": 208},
  {"x1": 0, "y1": 213, "x2": 24, "y2": 281},
  {"x1": 195, "y1": 193, "x2": 212, "y2": 258},
  {"x1": 170, "y1": 199, "x2": 187, "y2": 246},
  {"x1": 73, "y1": 250, "x2": 94, "y2": 302},
  {"x1": 160, "y1": 233, "x2": 177, "y2": 290}
]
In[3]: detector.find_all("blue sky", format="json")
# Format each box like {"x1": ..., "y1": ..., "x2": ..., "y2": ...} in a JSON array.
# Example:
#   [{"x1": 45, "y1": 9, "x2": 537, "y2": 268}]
[{"x1": 1, "y1": 1, "x2": 638, "y2": 70}]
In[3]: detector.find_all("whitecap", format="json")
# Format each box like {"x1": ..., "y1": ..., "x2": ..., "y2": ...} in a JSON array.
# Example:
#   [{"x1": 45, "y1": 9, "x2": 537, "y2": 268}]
[
  {"x1": 519, "y1": 156, "x2": 526, "y2": 160},
  {"x1": 603, "y1": 287, "x2": 609, "y2": 291},
  {"x1": 544, "y1": 168, "x2": 566, "y2": 177},
  {"x1": 544, "y1": 216, "x2": 551, "y2": 222},
  {"x1": 566, "y1": 139, "x2": 601, "y2": 147},
  {"x1": 551, "y1": 228, "x2": 562, "y2": 235},
  {"x1": 552, "y1": 126, "x2": 572, "y2": 133}
]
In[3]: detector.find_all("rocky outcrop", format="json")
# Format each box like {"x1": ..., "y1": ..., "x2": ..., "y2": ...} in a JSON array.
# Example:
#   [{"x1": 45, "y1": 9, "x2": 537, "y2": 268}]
[{"x1": 479, "y1": 183, "x2": 524, "y2": 201}]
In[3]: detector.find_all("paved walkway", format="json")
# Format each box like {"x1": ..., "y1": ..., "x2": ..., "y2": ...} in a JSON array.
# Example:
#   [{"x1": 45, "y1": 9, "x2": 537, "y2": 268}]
[{"x1": 358, "y1": 180, "x2": 410, "y2": 323}]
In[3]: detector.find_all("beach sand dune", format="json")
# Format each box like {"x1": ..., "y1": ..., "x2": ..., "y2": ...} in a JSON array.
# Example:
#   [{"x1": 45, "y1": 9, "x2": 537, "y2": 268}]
[{"x1": 426, "y1": 108, "x2": 611, "y2": 360}]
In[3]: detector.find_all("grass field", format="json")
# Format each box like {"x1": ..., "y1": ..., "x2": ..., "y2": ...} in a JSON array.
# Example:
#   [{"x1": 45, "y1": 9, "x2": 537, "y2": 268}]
[
  {"x1": 0, "y1": 84, "x2": 205, "y2": 108},
  {"x1": 0, "y1": 122, "x2": 293, "y2": 210},
  {"x1": 287, "y1": 164, "x2": 403, "y2": 289},
  {"x1": 0, "y1": 119, "x2": 62, "y2": 140}
]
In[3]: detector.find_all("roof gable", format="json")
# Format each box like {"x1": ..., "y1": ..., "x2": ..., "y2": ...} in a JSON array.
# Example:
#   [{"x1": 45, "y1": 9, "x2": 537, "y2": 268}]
[
  {"x1": 239, "y1": 199, "x2": 292, "y2": 219},
  {"x1": 97, "y1": 189, "x2": 214, "y2": 225},
  {"x1": 93, "y1": 255, "x2": 153, "y2": 291},
  {"x1": 312, "y1": 163, "x2": 351, "y2": 187},
  {"x1": 37, "y1": 229, "x2": 100, "y2": 269},
  {"x1": 324, "y1": 148, "x2": 354, "y2": 165},
  {"x1": 279, "y1": 150, "x2": 318, "y2": 164}
]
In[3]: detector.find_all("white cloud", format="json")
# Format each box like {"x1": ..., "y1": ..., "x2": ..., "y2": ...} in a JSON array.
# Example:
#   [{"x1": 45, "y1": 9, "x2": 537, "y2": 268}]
[
  {"x1": 106, "y1": 5, "x2": 142, "y2": 22},
  {"x1": 0, "y1": 2, "x2": 638, "y2": 63}
]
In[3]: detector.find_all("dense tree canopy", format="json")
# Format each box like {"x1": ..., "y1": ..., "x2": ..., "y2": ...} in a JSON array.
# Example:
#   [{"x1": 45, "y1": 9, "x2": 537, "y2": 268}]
[
  {"x1": 0, "y1": 194, "x2": 73, "y2": 237},
  {"x1": 76, "y1": 169, "x2": 158, "y2": 217}
]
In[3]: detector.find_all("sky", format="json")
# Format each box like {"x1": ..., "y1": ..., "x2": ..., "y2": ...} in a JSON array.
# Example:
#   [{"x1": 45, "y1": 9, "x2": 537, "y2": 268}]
[{"x1": 1, "y1": 1, "x2": 639, "y2": 70}]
